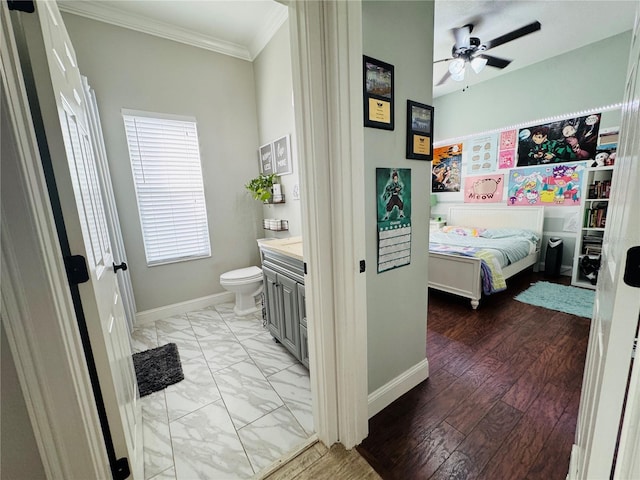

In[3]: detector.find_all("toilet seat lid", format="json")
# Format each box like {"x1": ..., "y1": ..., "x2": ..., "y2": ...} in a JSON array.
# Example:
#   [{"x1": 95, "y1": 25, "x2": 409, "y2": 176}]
[{"x1": 220, "y1": 266, "x2": 262, "y2": 282}]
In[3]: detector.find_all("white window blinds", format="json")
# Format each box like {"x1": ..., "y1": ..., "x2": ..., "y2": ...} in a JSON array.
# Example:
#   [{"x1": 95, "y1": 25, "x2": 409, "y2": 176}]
[{"x1": 122, "y1": 110, "x2": 211, "y2": 266}]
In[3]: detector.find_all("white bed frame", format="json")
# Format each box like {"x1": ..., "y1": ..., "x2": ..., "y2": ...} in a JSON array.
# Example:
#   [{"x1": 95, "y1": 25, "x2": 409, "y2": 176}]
[{"x1": 428, "y1": 205, "x2": 545, "y2": 309}]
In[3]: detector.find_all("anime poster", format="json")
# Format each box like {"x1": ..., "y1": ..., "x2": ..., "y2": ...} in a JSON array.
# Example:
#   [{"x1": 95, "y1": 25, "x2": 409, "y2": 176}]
[
  {"x1": 500, "y1": 129, "x2": 517, "y2": 150},
  {"x1": 507, "y1": 162, "x2": 585, "y2": 207},
  {"x1": 516, "y1": 113, "x2": 601, "y2": 166},
  {"x1": 376, "y1": 168, "x2": 411, "y2": 273},
  {"x1": 468, "y1": 134, "x2": 498, "y2": 174},
  {"x1": 432, "y1": 144, "x2": 462, "y2": 192},
  {"x1": 464, "y1": 174, "x2": 504, "y2": 203},
  {"x1": 498, "y1": 149, "x2": 516, "y2": 169}
]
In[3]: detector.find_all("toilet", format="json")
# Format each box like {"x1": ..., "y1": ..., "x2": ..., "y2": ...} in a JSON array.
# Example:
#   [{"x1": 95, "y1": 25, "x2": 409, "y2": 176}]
[{"x1": 220, "y1": 266, "x2": 264, "y2": 316}]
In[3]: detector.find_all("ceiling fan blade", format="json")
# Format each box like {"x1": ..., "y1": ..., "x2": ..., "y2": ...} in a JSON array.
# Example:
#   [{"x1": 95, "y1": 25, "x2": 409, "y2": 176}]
[
  {"x1": 436, "y1": 71, "x2": 452, "y2": 86},
  {"x1": 478, "y1": 54, "x2": 512, "y2": 69},
  {"x1": 434, "y1": 58, "x2": 453, "y2": 64},
  {"x1": 484, "y1": 21, "x2": 541, "y2": 50}
]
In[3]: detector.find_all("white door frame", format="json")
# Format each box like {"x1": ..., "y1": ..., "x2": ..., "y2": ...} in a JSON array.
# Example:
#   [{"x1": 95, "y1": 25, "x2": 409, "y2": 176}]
[
  {"x1": 287, "y1": 0, "x2": 368, "y2": 448},
  {"x1": 1, "y1": 3, "x2": 110, "y2": 477}
]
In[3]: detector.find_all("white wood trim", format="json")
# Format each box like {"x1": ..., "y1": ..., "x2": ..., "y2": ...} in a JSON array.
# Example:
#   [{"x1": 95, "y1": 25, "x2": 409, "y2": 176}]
[
  {"x1": 367, "y1": 359, "x2": 429, "y2": 419},
  {"x1": 1, "y1": 4, "x2": 109, "y2": 476},
  {"x1": 135, "y1": 291, "x2": 234, "y2": 325},
  {"x1": 322, "y1": 0, "x2": 368, "y2": 449},
  {"x1": 288, "y1": 0, "x2": 339, "y2": 447},
  {"x1": 57, "y1": 1, "x2": 287, "y2": 62},
  {"x1": 287, "y1": 0, "x2": 368, "y2": 449}
]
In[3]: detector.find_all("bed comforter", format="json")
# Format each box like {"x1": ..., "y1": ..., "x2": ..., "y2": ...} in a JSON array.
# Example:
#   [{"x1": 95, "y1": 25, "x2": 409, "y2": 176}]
[{"x1": 429, "y1": 229, "x2": 538, "y2": 295}]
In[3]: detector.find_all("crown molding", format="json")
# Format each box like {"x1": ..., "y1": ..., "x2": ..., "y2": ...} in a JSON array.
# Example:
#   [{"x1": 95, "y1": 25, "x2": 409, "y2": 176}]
[
  {"x1": 248, "y1": 7, "x2": 288, "y2": 60},
  {"x1": 58, "y1": 1, "x2": 253, "y2": 61}
]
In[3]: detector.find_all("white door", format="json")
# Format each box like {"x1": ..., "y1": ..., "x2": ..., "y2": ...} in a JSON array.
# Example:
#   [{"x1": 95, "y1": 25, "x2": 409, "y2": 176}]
[
  {"x1": 571, "y1": 9, "x2": 640, "y2": 479},
  {"x1": 14, "y1": 3, "x2": 142, "y2": 478}
]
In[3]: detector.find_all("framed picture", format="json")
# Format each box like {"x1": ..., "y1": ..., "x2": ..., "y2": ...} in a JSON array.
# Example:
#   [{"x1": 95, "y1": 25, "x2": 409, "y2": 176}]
[
  {"x1": 363, "y1": 55, "x2": 394, "y2": 130},
  {"x1": 259, "y1": 143, "x2": 274, "y2": 174},
  {"x1": 405, "y1": 100, "x2": 433, "y2": 161},
  {"x1": 273, "y1": 135, "x2": 293, "y2": 175}
]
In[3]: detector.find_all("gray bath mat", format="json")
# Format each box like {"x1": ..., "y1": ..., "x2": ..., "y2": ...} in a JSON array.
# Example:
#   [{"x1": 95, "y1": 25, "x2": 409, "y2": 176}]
[{"x1": 133, "y1": 343, "x2": 184, "y2": 397}]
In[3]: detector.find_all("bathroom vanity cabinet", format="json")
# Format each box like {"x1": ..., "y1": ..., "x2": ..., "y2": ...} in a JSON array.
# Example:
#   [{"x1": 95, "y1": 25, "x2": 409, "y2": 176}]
[{"x1": 260, "y1": 244, "x2": 308, "y2": 369}]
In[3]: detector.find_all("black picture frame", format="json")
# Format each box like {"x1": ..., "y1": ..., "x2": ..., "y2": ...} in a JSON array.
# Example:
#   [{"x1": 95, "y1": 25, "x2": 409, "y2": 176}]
[
  {"x1": 363, "y1": 55, "x2": 394, "y2": 130},
  {"x1": 406, "y1": 100, "x2": 434, "y2": 161}
]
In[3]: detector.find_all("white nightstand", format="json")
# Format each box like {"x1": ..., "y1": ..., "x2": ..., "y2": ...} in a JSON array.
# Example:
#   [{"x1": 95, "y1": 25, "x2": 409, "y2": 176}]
[{"x1": 430, "y1": 220, "x2": 446, "y2": 232}]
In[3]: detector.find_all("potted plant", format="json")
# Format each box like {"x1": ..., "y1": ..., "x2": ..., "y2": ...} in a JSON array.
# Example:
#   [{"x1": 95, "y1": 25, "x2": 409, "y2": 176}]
[{"x1": 245, "y1": 173, "x2": 279, "y2": 202}]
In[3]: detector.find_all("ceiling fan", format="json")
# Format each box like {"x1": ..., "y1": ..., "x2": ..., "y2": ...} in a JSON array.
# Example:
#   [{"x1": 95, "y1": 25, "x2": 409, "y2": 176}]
[{"x1": 435, "y1": 21, "x2": 541, "y2": 85}]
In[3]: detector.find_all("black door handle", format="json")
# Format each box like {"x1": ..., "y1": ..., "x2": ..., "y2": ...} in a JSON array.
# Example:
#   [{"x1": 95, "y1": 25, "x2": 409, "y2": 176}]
[{"x1": 113, "y1": 262, "x2": 128, "y2": 273}]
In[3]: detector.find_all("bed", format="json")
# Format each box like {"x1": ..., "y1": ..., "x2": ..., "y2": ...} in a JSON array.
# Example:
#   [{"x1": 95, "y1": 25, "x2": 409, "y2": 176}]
[{"x1": 428, "y1": 205, "x2": 545, "y2": 309}]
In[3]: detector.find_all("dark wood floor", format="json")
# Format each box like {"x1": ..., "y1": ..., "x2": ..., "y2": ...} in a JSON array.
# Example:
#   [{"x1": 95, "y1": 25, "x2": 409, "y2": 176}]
[{"x1": 357, "y1": 270, "x2": 590, "y2": 480}]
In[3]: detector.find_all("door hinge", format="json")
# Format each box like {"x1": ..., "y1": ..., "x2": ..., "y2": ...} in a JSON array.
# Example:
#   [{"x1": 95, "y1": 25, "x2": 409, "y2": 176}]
[
  {"x1": 114, "y1": 457, "x2": 130, "y2": 480},
  {"x1": 359, "y1": 259, "x2": 366, "y2": 273},
  {"x1": 64, "y1": 255, "x2": 89, "y2": 285},
  {"x1": 303, "y1": 262, "x2": 307, "y2": 275},
  {"x1": 7, "y1": 1, "x2": 35, "y2": 12},
  {"x1": 633, "y1": 338, "x2": 638, "y2": 359},
  {"x1": 623, "y1": 246, "x2": 640, "y2": 287}
]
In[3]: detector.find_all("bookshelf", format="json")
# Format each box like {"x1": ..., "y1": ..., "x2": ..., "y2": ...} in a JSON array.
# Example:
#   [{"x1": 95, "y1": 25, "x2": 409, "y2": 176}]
[{"x1": 571, "y1": 165, "x2": 614, "y2": 289}]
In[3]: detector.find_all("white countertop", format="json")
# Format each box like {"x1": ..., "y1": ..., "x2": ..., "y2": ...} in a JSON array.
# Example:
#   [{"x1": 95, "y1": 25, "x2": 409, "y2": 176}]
[{"x1": 257, "y1": 236, "x2": 303, "y2": 261}]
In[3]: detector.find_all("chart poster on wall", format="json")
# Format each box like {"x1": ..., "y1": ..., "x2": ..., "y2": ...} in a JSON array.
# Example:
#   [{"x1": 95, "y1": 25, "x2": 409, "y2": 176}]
[
  {"x1": 507, "y1": 162, "x2": 585, "y2": 207},
  {"x1": 468, "y1": 134, "x2": 498, "y2": 174},
  {"x1": 464, "y1": 174, "x2": 504, "y2": 203},
  {"x1": 376, "y1": 168, "x2": 412, "y2": 273},
  {"x1": 273, "y1": 135, "x2": 293, "y2": 175},
  {"x1": 432, "y1": 144, "x2": 462, "y2": 192},
  {"x1": 498, "y1": 149, "x2": 516, "y2": 169},
  {"x1": 516, "y1": 113, "x2": 601, "y2": 166}
]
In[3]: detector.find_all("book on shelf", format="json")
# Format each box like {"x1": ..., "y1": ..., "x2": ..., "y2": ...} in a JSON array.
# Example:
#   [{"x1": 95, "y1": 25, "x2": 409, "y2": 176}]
[
  {"x1": 588, "y1": 180, "x2": 612, "y2": 199},
  {"x1": 584, "y1": 202, "x2": 608, "y2": 228}
]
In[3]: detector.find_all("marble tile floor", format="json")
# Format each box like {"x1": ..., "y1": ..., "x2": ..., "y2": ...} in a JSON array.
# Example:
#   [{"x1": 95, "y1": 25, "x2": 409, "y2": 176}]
[{"x1": 131, "y1": 302, "x2": 314, "y2": 480}]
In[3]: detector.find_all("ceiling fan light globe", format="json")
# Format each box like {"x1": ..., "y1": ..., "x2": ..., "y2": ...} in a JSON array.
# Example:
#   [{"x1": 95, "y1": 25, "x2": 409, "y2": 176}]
[
  {"x1": 451, "y1": 68, "x2": 465, "y2": 82},
  {"x1": 448, "y1": 58, "x2": 465, "y2": 75},
  {"x1": 471, "y1": 57, "x2": 488, "y2": 74}
]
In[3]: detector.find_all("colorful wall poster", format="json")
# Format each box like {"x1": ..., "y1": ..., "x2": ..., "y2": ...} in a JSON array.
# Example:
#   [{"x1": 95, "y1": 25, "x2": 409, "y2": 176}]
[
  {"x1": 432, "y1": 144, "x2": 462, "y2": 192},
  {"x1": 498, "y1": 149, "x2": 516, "y2": 169},
  {"x1": 507, "y1": 162, "x2": 585, "y2": 207},
  {"x1": 376, "y1": 168, "x2": 411, "y2": 273},
  {"x1": 516, "y1": 113, "x2": 601, "y2": 166},
  {"x1": 500, "y1": 129, "x2": 517, "y2": 150},
  {"x1": 468, "y1": 134, "x2": 498, "y2": 174},
  {"x1": 464, "y1": 174, "x2": 504, "y2": 203}
]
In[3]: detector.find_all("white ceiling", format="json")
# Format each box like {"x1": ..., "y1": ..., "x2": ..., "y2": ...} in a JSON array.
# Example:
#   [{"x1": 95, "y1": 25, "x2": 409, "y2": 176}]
[{"x1": 58, "y1": 0, "x2": 637, "y2": 96}]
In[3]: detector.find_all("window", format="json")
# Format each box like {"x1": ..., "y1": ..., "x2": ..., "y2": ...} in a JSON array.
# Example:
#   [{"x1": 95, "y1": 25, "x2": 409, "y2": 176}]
[{"x1": 122, "y1": 110, "x2": 210, "y2": 266}]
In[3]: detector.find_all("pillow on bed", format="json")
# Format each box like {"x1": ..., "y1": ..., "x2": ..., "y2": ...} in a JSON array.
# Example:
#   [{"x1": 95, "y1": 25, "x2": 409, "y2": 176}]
[
  {"x1": 480, "y1": 228, "x2": 539, "y2": 243},
  {"x1": 440, "y1": 226, "x2": 485, "y2": 237}
]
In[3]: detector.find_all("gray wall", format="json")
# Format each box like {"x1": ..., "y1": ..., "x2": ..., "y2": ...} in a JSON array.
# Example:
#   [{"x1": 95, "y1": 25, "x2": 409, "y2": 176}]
[
  {"x1": 63, "y1": 14, "x2": 264, "y2": 311},
  {"x1": 363, "y1": 1, "x2": 434, "y2": 393},
  {"x1": 253, "y1": 20, "x2": 302, "y2": 238},
  {"x1": 1, "y1": 324, "x2": 46, "y2": 480},
  {"x1": 432, "y1": 31, "x2": 630, "y2": 275}
]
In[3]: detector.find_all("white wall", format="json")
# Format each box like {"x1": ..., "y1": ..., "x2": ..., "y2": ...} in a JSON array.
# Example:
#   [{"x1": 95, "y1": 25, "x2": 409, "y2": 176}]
[
  {"x1": 432, "y1": 31, "x2": 631, "y2": 274},
  {"x1": 63, "y1": 14, "x2": 264, "y2": 312},
  {"x1": 363, "y1": 1, "x2": 434, "y2": 393},
  {"x1": 253, "y1": 19, "x2": 302, "y2": 238}
]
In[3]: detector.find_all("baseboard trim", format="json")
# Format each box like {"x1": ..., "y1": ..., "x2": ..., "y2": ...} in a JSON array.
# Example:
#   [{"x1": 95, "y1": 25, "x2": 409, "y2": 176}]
[
  {"x1": 367, "y1": 358, "x2": 429, "y2": 418},
  {"x1": 135, "y1": 291, "x2": 235, "y2": 325}
]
